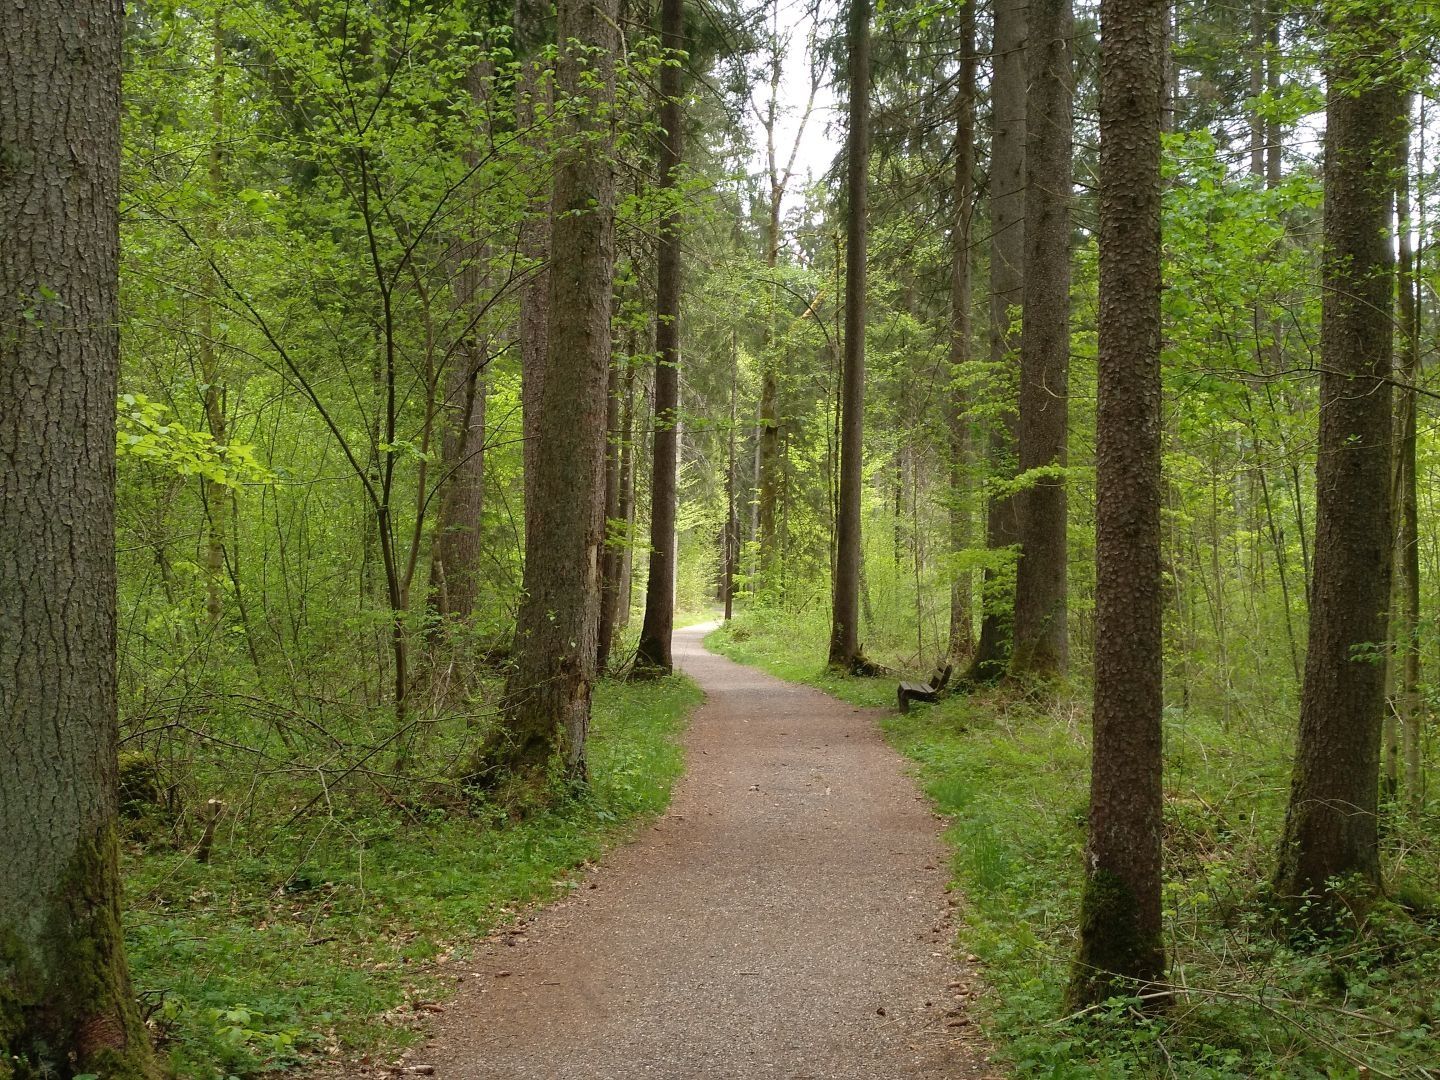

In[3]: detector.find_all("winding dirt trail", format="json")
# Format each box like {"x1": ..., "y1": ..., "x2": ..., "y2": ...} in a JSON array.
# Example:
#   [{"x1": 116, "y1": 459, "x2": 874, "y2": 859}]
[{"x1": 416, "y1": 623, "x2": 995, "y2": 1078}]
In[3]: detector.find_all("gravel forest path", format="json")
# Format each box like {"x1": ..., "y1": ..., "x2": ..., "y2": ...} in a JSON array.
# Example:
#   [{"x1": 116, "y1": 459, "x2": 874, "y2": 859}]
[{"x1": 416, "y1": 623, "x2": 995, "y2": 1079}]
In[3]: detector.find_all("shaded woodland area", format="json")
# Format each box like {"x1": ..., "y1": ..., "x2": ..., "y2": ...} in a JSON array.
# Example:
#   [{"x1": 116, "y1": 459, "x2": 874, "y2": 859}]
[{"x1": 4, "y1": 0, "x2": 1440, "y2": 1076}]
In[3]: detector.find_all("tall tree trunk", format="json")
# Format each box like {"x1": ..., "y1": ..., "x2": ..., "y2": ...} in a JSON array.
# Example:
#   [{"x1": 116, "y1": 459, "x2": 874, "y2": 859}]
[
  {"x1": 636, "y1": 0, "x2": 685, "y2": 675},
  {"x1": 470, "y1": 0, "x2": 618, "y2": 792},
  {"x1": 517, "y1": 0, "x2": 551, "y2": 549},
  {"x1": 1394, "y1": 116, "x2": 1423, "y2": 813},
  {"x1": 0, "y1": 2, "x2": 160, "y2": 1073},
  {"x1": 725, "y1": 330, "x2": 739, "y2": 622},
  {"x1": 1068, "y1": 0, "x2": 1167, "y2": 1009},
  {"x1": 1274, "y1": 8, "x2": 1405, "y2": 913},
  {"x1": 967, "y1": 0, "x2": 1026, "y2": 683},
  {"x1": 1010, "y1": 0, "x2": 1074, "y2": 679},
  {"x1": 947, "y1": 0, "x2": 978, "y2": 663},
  {"x1": 428, "y1": 60, "x2": 490, "y2": 631},
  {"x1": 828, "y1": 0, "x2": 870, "y2": 671}
]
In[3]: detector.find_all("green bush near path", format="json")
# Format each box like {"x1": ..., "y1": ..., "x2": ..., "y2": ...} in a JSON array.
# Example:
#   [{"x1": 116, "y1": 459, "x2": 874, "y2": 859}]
[
  {"x1": 121, "y1": 675, "x2": 701, "y2": 1079},
  {"x1": 707, "y1": 612, "x2": 1440, "y2": 1079}
]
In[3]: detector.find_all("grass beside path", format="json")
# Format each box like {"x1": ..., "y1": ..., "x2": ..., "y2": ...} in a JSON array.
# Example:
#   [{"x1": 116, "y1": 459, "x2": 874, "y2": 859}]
[
  {"x1": 707, "y1": 610, "x2": 1440, "y2": 1079},
  {"x1": 122, "y1": 674, "x2": 702, "y2": 1079}
]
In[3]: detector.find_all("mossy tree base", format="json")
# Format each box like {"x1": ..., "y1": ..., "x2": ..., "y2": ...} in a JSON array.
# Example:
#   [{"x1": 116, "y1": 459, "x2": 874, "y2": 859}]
[
  {"x1": 1, "y1": 830, "x2": 163, "y2": 1080},
  {"x1": 1065, "y1": 869, "x2": 1166, "y2": 1012}
]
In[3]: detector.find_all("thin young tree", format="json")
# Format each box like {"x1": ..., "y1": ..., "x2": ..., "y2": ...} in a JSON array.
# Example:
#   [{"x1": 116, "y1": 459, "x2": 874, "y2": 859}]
[
  {"x1": 1068, "y1": 0, "x2": 1168, "y2": 1008},
  {"x1": 829, "y1": 0, "x2": 871, "y2": 671},
  {"x1": 1009, "y1": 0, "x2": 1074, "y2": 680},
  {"x1": 469, "y1": 0, "x2": 619, "y2": 791},
  {"x1": 636, "y1": 0, "x2": 687, "y2": 675},
  {"x1": 1274, "y1": 5, "x2": 1406, "y2": 913},
  {"x1": 0, "y1": 1, "x2": 160, "y2": 1073},
  {"x1": 966, "y1": 0, "x2": 1026, "y2": 683},
  {"x1": 947, "y1": 1, "x2": 979, "y2": 664}
]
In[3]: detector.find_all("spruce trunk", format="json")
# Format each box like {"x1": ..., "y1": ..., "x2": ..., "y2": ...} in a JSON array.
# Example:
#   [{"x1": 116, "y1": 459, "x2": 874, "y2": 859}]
[
  {"x1": 1068, "y1": 0, "x2": 1167, "y2": 1008},
  {"x1": 1010, "y1": 0, "x2": 1073, "y2": 680},
  {"x1": 636, "y1": 0, "x2": 686, "y2": 675}
]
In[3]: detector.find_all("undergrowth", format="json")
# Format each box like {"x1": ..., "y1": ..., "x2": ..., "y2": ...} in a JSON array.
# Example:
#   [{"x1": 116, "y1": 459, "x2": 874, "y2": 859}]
[
  {"x1": 121, "y1": 675, "x2": 701, "y2": 1079},
  {"x1": 709, "y1": 610, "x2": 1440, "y2": 1079}
]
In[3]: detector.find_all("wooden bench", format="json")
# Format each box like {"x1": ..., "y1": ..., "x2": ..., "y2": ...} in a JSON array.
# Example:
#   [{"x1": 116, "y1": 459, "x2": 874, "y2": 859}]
[{"x1": 897, "y1": 663, "x2": 953, "y2": 713}]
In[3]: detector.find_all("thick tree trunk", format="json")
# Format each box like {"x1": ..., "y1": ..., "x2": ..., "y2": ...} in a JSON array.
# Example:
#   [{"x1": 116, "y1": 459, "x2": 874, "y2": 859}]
[
  {"x1": 967, "y1": 0, "x2": 1026, "y2": 683},
  {"x1": 1274, "y1": 11, "x2": 1404, "y2": 913},
  {"x1": 0, "y1": 2, "x2": 160, "y2": 1074},
  {"x1": 828, "y1": 0, "x2": 870, "y2": 671},
  {"x1": 1010, "y1": 0, "x2": 1074, "y2": 680},
  {"x1": 636, "y1": 0, "x2": 685, "y2": 675},
  {"x1": 947, "y1": 1, "x2": 978, "y2": 664},
  {"x1": 1068, "y1": 0, "x2": 1167, "y2": 1009},
  {"x1": 470, "y1": 0, "x2": 618, "y2": 793}
]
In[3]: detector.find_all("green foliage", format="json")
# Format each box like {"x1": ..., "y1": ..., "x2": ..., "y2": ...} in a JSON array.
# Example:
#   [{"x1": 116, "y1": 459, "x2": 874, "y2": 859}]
[
  {"x1": 123, "y1": 675, "x2": 700, "y2": 1078},
  {"x1": 117, "y1": 394, "x2": 271, "y2": 487}
]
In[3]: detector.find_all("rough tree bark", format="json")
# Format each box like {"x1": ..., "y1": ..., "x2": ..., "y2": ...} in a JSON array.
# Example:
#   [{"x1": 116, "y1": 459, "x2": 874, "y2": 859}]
[
  {"x1": 0, "y1": 1, "x2": 160, "y2": 1074},
  {"x1": 828, "y1": 0, "x2": 870, "y2": 671},
  {"x1": 1067, "y1": 0, "x2": 1168, "y2": 1009},
  {"x1": 636, "y1": 0, "x2": 686, "y2": 675},
  {"x1": 468, "y1": 0, "x2": 618, "y2": 793},
  {"x1": 947, "y1": 0, "x2": 978, "y2": 663},
  {"x1": 1274, "y1": 5, "x2": 1405, "y2": 914},
  {"x1": 1010, "y1": 0, "x2": 1073, "y2": 680},
  {"x1": 967, "y1": 0, "x2": 1026, "y2": 683}
]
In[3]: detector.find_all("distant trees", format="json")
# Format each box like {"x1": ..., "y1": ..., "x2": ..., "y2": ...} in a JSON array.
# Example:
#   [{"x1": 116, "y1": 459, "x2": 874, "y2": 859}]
[
  {"x1": 0, "y1": 1, "x2": 159, "y2": 1074},
  {"x1": 1069, "y1": 0, "x2": 1168, "y2": 1008}
]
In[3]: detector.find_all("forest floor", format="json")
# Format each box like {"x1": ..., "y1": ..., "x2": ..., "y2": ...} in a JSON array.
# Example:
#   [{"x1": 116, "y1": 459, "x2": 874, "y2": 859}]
[{"x1": 396, "y1": 622, "x2": 997, "y2": 1079}]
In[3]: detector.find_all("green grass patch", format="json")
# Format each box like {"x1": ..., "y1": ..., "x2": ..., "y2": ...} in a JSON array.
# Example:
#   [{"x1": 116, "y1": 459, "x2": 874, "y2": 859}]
[
  {"x1": 709, "y1": 611, "x2": 1440, "y2": 1079},
  {"x1": 122, "y1": 675, "x2": 702, "y2": 1078}
]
